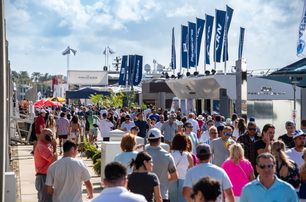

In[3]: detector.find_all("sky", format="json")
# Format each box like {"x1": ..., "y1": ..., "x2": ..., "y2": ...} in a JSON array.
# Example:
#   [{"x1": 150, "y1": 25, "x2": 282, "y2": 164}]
[{"x1": 5, "y1": 0, "x2": 305, "y2": 76}]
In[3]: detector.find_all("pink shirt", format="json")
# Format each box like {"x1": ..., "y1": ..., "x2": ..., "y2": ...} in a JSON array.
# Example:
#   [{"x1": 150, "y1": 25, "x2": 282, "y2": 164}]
[
  {"x1": 222, "y1": 159, "x2": 253, "y2": 196},
  {"x1": 34, "y1": 141, "x2": 55, "y2": 174}
]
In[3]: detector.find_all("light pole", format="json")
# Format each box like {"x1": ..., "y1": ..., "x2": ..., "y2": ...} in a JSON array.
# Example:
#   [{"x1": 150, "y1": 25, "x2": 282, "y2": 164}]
[{"x1": 289, "y1": 76, "x2": 302, "y2": 123}]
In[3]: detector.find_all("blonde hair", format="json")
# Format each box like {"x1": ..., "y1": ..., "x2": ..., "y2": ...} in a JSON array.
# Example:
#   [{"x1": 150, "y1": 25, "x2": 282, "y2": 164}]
[
  {"x1": 229, "y1": 143, "x2": 245, "y2": 164},
  {"x1": 271, "y1": 140, "x2": 294, "y2": 169},
  {"x1": 120, "y1": 133, "x2": 136, "y2": 152},
  {"x1": 46, "y1": 114, "x2": 56, "y2": 128}
]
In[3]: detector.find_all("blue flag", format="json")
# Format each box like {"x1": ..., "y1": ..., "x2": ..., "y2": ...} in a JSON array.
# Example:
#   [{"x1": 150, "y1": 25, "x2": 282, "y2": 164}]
[
  {"x1": 297, "y1": 0, "x2": 306, "y2": 56},
  {"x1": 188, "y1": 21, "x2": 196, "y2": 67},
  {"x1": 171, "y1": 27, "x2": 176, "y2": 70},
  {"x1": 119, "y1": 55, "x2": 128, "y2": 85},
  {"x1": 132, "y1": 55, "x2": 143, "y2": 86},
  {"x1": 196, "y1": 18, "x2": 205, "y2": 66},
  {"x1": 181, "y1": 25, "x2": 189, "y2": 68},
  {"x1": 222, "y1": 5, "x2": 234, "y2": 61},
  {"x1": 62, "y1": 46, "x2": 77, "y2": 55},
  {"x1": 205, "y1": 14, "x2": 214, "y2": 65},
  {"x1": 214, "y1": 9, "x2": 226, "y2": 63},
  {"x1": 128, "y1": 55, "x2": 135, "y2": 86},
  {"x1": 238, "y1": 27, "x2": 245, "y2": 59}
]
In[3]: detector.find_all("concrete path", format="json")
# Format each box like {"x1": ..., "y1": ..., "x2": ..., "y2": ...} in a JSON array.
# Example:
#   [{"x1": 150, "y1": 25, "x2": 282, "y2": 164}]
[{"x1": 12, "y1": 145, "x2": 102, "y2": 202}]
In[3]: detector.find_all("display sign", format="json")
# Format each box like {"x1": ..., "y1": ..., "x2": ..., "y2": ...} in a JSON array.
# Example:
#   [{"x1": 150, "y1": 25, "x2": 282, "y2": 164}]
[{"x1": 67, "y1": 70, "x2": 108, "y2": 85}]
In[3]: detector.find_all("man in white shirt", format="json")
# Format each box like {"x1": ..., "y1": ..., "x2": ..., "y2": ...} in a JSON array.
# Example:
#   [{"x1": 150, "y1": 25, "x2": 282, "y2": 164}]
[
  {"x1": 91, "y1": 162, "x2": 146, "y2": 202},
  {"x1": 186, "y1": 112, "x2": 199, "y2": 135},
  {"x1": 120, "y1": 115, "x2": 135, "y2": 132},
  {"x1": 45, "y1": 140, "x2": 93, "y2": 202},
  {"x1": 286, "y1": 129, "x2": 305, "y2": 168},
  {"x1": 99, "y1": 113, "x2": 114, "y2": 141},
  {"x1": 183, "y1": 143, "x2": 235, "y2": 202},
  {"x1": 155, "y1": 114, "x2": 165, "y2": 130}
]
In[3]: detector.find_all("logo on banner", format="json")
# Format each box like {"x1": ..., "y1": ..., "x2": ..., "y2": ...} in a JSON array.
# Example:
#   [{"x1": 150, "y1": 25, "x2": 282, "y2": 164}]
[
  {"x1": 215, "y1": 24, "x2": 222, "y2": 50},
  {"x1": 206, "y1": 26, "x2": 211, "y2": 57}
]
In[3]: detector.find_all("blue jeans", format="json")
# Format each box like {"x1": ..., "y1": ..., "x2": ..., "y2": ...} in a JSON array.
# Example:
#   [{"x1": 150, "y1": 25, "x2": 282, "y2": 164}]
[{"x1": 169, "y1": 179, "x2": 186, "y2": 202}]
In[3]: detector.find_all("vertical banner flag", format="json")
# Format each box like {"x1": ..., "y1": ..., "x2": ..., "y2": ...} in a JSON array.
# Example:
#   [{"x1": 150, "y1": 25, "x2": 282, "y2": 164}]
[
  {"x1": 181, "y1": 25, "x2": 189, "y2": 68},
  {"x1": 132, "y1": 55, "x2": 143, "y2": 86},
  {"x1": 214, "y1": 9, "x2": 226, "y2": 62},
  {"x1": 119, "y1": 55, "x2": 128, "y2": 85},
  {"x1": 297, "y1": 0, "x2": 306, "y2": 56},
  {"x1": 205, "y1": 14, "x2": 214, "y2": 65},
  {"x1": 222, "y1": 5, "x2": 234, "y2": 61},
  {"x1": 196, "y1": 18, "x2": 205, "y2": 66},
  {"x1": 171, "y1": 27, "x2": 177, "y2": 70},
  {"x1": 188, "y1": 21, "x2": 196, "y2": 67},
  {"x1": 128, "y1": 55, "x2": 135, "y2": 86},
  {"x1": 238, "y1": 27, "x2": 245, "y2": 59}
]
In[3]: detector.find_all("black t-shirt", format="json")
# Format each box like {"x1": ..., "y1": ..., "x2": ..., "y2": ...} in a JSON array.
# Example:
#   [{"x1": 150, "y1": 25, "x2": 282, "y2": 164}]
[
  {"x1": 254, "y1": 139, "x2": 266, "y2": 157},
  {"x1": 278, "y1": 134, "x2": 295, "y2": 148},
  {"x1": 128, "y1": 172, "x2": 159, "y2": 202},
  {"x1": 134, "y1": 120, "x2": 149, "y2": 138}
]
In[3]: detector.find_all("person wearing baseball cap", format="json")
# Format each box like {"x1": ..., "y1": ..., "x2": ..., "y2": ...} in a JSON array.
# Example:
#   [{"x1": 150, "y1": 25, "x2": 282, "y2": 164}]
[
  {"x1": 145, "y1": 128, "x2": 178, "y2": 201},
  {"x1": 34, "y1": 128, "x2": 57, "y2": 202},
  {"x1": 286, "y1": 129, "x2": 306, "y2": 168},
  {"x1": 183, "y1": 143, "x2": 234, "y2": 202},
  {"x1": 278, "y1": 121, "x2": 296, "y2": 149}
]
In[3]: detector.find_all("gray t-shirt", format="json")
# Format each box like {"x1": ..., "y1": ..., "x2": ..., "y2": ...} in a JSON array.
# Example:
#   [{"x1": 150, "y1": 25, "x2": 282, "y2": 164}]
[
  {"x1": 146, "y1": 145, "x2": 177, "y2": 200},
  {"x1": 160, "y1": 121, "x2": 178, "y2": 143},
  {"x1": 210, "y1": 138, "x2": 230, "y2": 167}
]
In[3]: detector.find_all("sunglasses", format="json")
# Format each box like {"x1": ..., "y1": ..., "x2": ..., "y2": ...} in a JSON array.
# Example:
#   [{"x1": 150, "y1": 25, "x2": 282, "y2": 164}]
[
  {"x1": 258, "y1": 164, "x2": 274, "y2": 169},
  {"x1": 186, "y1": 126, "x2": 193, "y2": 128},
  {"x1": 224, "y1": 132, "x2": 232, "y2": 136},
  {"x1": 248, "y1": 128, "x2": 256, "y2": 131}
]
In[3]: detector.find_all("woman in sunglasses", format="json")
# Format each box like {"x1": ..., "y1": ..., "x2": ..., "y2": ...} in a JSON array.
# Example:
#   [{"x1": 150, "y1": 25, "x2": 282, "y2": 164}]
[{"x1": 271, "y1": 140, "x2": 300, "y2": 189}]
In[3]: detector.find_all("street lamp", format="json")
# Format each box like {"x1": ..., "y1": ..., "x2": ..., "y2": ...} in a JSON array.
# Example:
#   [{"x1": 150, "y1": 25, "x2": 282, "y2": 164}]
[{"x1": 289, "y1": 76, "x2": 302, "y2": 123}]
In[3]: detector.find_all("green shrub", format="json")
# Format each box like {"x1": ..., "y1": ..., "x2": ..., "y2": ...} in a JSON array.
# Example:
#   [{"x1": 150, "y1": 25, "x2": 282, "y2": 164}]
[
  {"x1": 93, "y1": 159, "x2": 101, "y2": 175},
  {"x1": 92, "y1": 151, "x2": 101, "y2": 164}
]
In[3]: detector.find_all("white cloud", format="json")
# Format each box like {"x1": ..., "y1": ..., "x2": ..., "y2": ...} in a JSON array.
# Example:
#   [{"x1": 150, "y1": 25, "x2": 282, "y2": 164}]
[
  {"x1": 5, "y1": 0, "x2": 306, "y2": 75},
  {"x1": 166, "y1": 3, "x2": 197, "y2": 18}
]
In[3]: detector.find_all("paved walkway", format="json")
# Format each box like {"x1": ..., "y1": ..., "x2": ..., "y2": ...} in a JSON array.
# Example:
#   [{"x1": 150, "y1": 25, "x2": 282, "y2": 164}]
[{"x1": 11, "y1": 145, "x2": 103, "y2": 202}]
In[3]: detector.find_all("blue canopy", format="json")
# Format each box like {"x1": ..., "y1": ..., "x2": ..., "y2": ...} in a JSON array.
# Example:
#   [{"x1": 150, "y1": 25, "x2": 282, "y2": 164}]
[{"x1": 66, "y1": 88, "x2": 110, "y2": 99}]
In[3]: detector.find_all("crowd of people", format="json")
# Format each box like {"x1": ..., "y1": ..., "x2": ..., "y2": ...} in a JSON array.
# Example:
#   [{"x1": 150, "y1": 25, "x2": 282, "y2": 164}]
[{"x1": 30, "y1": 104, "x2": 306, "y2": 202}]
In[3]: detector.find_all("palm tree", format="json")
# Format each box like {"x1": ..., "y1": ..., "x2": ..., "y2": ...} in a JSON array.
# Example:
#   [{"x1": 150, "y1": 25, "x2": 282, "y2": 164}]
[{"x1": 31, "y1": 72, "x2": 41, "y2": 83}]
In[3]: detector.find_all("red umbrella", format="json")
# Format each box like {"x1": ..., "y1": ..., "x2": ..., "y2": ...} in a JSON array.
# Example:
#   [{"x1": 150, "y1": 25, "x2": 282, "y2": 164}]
[
  {"x1": 43, "y1": 100, "x2": 57, "y2": 107},
  {"x1": 34, "y1": 99, "x2": 47, "y2": 108}
]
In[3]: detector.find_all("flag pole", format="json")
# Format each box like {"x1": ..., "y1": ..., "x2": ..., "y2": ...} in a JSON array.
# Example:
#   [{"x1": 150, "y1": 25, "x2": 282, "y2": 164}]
[
  {"x1": 104, "y1": 46, "x2": 107, "y2": 67},
  {"x1": 67, "y1": 54, "x2": 70, "y2": 71},
  {"x1": 204, "y1": 20, "x2": 206, "y2": 73},
  {"x1": 180, "y1": 25, "x2": 182, "y2": 74}
]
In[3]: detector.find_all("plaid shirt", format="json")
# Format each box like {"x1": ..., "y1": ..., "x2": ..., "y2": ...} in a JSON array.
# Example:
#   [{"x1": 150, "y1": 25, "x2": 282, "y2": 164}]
[{"x1": 237, "y1": 133, "x2": 260, "y2": 168}]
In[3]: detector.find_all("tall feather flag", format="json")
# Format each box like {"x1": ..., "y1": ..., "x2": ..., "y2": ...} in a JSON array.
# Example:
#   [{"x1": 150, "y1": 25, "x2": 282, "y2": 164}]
[
  {"x1": 119, "y1": 55, "x2": 128, "y2": 85},
  {"x1": 205, "y1": 14, "x2": 214, "y2": 65},
  {"x1": 188, "y1": 21, "x2": 197, "y2": 67},
  {"x1": 222, "y1": 5, "x2": 234, "y2": 61},
  {"x1": 238, "y1": 27, "x2": 245, "y2": 59},
  {"x1": 103, "y1": 46, "x2": 115, "y2": 55},
  {"x1": 214, "y1": 9, "x2": 226, "y2": 63},
  {"x1": 62, "y1": 46, "x2": 77, "y2": 55},
  {"x1": 181, "y1": 25, "x2": 189, "y2": 68},
  {"x1": 132, "y1": 55, "x2": 143, "y2": 86},
  {"x1": 170, "y1": 27, "x2": 177, "y2": 70},
  {"x1": 196, "y1": 18, "x2": 205, "y2": 66},
  {"x1": 297, "y1": 0, "x2": 306, "y2": 57}
]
